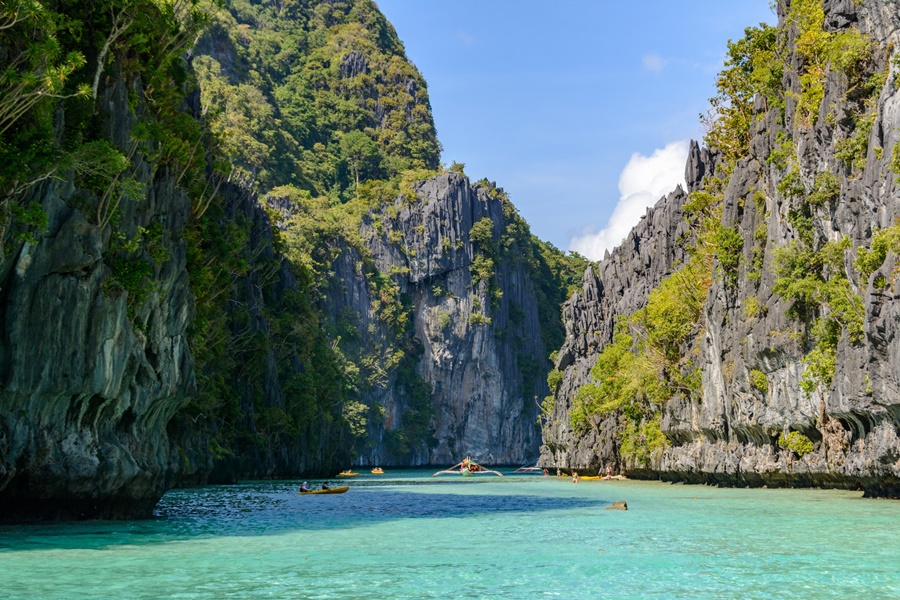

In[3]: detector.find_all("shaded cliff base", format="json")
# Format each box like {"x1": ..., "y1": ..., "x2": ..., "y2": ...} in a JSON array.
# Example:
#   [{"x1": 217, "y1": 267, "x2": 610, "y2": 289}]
[
  {"x1": 0, "y1": 494, "x2": 162, "y2": 522},
  {"x1": 542, "y1": 422, "x2": 900, "y2": 499},
  {"x1": 563, "y1": 467, "x2": 899, "y2": 498},
  {"x1": 627, "y1": 469, "x2": 899, "y2": 499}
]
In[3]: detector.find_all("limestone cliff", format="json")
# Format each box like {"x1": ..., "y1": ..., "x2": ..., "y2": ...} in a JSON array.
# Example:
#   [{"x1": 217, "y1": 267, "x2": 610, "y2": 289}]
[
  {"x1": 540, "y1": 149, "x2": 704, "y2": 473},
  {"x1": 543, "y1": 0, "x2": 900, "y2": 496},
  {"x1": 319, "y1": 173, "x2": 547, "y2": 466},
  {"x1": 0, "y1": 77, "x2": 194, "y2": 519},
  {"x1": 179, "y1": 0, "x2": 558, "y2": 474}
]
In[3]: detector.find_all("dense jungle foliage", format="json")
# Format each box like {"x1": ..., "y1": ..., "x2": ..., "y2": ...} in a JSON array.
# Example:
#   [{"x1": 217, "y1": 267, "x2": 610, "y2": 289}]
[{"x1": 0, "y1": 0, "x2": 208, "y2": 254}]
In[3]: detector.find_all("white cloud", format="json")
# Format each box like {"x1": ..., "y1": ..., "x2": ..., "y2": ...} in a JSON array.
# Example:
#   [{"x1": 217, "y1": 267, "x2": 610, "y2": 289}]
[
  {"x1": 457, "y1": 30, "x2": 477, "y2": 46},
  {"x1": 641, "y1": 53, "x2": 669, "y2": 73},
  {"x1": 569, "y1": 141, "x2": 689, "y2": 261}
]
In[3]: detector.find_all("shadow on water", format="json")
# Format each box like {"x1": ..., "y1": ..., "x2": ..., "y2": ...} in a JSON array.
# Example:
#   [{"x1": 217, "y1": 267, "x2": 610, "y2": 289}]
[{"x1": 0, "y1": 476, "x2": 610, "y2": 552}]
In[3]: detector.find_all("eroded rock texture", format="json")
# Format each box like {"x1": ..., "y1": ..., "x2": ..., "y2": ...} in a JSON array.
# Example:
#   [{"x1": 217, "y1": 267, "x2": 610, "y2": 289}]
[
  {"x1": 543, "y1": 0, "x2": 900, "y2": 496},
  {"x1": 324, "y1": 172, "x2": 546, "y2": 466},
  {"x1": 0, "y1": 78, "x2": 194, "y2": 519}
]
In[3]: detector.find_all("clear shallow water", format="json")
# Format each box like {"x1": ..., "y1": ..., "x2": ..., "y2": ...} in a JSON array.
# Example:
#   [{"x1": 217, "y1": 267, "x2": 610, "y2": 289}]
[{"x1": 1, "y1": 471, "x2": 899, "y2": 599}]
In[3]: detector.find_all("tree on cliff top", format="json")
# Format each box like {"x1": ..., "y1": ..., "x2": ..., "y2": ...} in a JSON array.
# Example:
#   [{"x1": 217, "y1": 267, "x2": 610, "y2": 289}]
[
  {"x1": 340, "y1": 130, "x2": 381, "y2": 186},
  {"x1": 702, "y1": 22, "x2": 782, "y2": 167}
]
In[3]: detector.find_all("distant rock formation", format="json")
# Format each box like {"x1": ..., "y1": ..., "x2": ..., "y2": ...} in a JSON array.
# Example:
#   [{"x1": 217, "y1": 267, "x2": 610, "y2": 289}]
[{"x1": 323, "y1": 172, "x2": 548, "y2": 466}]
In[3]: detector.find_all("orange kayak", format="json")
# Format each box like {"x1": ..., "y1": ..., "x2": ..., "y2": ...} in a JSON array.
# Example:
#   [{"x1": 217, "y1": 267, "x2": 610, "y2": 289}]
[{"x1": 298, "y1": 486, "x2": 349, "y2": 495}]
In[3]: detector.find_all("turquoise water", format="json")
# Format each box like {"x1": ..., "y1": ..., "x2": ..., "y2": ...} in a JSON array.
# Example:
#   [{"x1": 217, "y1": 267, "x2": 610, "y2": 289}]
[{"x1": 1, "y1": 471, "x2": 899, "y2": 599}]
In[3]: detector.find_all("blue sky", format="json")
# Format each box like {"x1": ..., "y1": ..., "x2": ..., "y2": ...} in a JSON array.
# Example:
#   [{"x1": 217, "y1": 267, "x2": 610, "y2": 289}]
[{"x1": 375, "y1": 1, "x2": 775, "y2": 258}]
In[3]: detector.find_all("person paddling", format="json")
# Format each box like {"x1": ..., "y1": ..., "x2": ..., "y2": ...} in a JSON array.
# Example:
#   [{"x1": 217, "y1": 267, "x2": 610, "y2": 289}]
[
  {"x1": 322, "y1": 481, "x2": 330, "y2": 490},
  {"x1": 300, "y1": 481, "x2": 310, "y2": 492}
]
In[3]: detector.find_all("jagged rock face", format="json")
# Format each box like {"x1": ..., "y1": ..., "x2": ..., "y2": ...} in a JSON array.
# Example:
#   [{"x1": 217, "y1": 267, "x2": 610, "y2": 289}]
[
  {"x1": 539, "y1": 171, "x2": 700, "y2": 473},
  {"x1": 667, "y1": 0, "x2": 900, "y2": 495},
  {"x1": 340, "y1": 51, "x2": 370, "y2": 79},
  {"x1": 328, "y1": 173, "x2": 546, "y2": 466},
  {"x1": 0, "y1": 78, "x2": 194, "y2": 520},
  {"x1": 543, "y1": 0, "x2": 900, "y2": 495}
]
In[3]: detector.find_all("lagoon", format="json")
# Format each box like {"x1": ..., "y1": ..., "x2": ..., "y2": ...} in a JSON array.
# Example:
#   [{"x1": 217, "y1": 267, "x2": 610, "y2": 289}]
[{"x1": 2, "y1": 471, "x2": 898, "y2": 599}]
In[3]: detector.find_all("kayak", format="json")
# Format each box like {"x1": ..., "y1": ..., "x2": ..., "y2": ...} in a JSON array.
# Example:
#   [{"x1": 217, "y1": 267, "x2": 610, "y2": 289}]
[
  {"x1": 298, "y1": 486, "x2": 349, "y2": 495},
  {"x1": 579, "y1": 476, "x2": 601, "y2": 481},
  {"x1": 370, "y1": 469, "x2": 384, "y2": 474},
  {"x1": 337, "y1": 472, "x2": 358, "y2": 477}
]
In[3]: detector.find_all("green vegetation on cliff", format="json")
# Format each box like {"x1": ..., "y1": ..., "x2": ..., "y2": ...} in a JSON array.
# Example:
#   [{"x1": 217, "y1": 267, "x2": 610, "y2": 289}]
[
  {"x1": 773, "y1": 236, "x2": 864, "y2": 393},
  {"x1": 181, "y1": 0, "x2": 447, "y2": 466},
  {"x1": 702, "y1": 20, "x2": 782, "y2": 164},
  {"x1": 0, "y1": 0, "x2": 209, "y2": 255},
  {"x1": 193, "y1": 0, "x2": 439, "y2": 195},
  {"x1": 563, "y1": 0, "x2": 898, "y2": 475}
]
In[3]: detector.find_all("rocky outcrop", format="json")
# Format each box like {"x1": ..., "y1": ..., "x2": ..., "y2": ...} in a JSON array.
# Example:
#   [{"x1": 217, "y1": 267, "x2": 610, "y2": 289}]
[
  {"x1": 324, "y1": 172, "x2": 547, "y2": 466},
  {"x1": 540, "y1": 155, "x2": 704, "y2": 474},
  {"x1": 340, "y1": 51, "x2": 370, "y2": 79},
  {"x1": 543, "y1": 0, "x2": 900, "y2": 496},
  {"x1": 0, "y1": 77, "x2": 194, "y2": 519}
]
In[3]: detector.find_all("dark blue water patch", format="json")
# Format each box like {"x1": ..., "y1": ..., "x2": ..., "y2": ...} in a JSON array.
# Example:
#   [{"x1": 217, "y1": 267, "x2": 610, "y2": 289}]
[
  {"x1": 0, "y1": 478, "x2": 607, "y2": 552},
  {"x1": 155, "y1": 481, "x2": 606, "y2": 531}
]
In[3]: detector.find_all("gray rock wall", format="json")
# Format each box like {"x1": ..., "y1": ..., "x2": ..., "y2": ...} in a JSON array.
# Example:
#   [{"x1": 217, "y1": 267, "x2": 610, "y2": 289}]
[
  {"x1": 542, "y1": 0, "x2": 900, "y2": 495},
  {"x1": 0, "y1": 78, "x2": 194, "y2": 519},
  {"x1": 540, "y1": 145, "x2": 705, "y2": 473},
  {"x1": 327, "y1": 173, "x2": 546, "y2": 466}
]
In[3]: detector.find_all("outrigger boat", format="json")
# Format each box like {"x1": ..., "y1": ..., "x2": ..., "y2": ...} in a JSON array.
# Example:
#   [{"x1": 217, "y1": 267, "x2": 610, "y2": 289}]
[
  {"x1": 297, "y1": 486, "x2": 349, "y2": 495},
  {"x1": 432, "y1": 457, "x2": 503, "y2": 477},
  {"x1": 513, "y1": 461, "x2": 545, "y2": 474}
]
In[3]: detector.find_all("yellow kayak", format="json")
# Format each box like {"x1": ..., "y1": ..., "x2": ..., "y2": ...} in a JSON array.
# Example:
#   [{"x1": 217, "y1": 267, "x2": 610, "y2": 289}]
[
  {"x1": 298, "y1": 486, "x2": 349, "y2": 495},
  {"x1": 579, "y1": 476, "x2": 601, "y2": 481},
  {"x1": 337, "y1": 472, "x2": 358, "y2": 477},
  {"x1": 370, "y1": 469, "x2": 384, "y2": 474}
]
